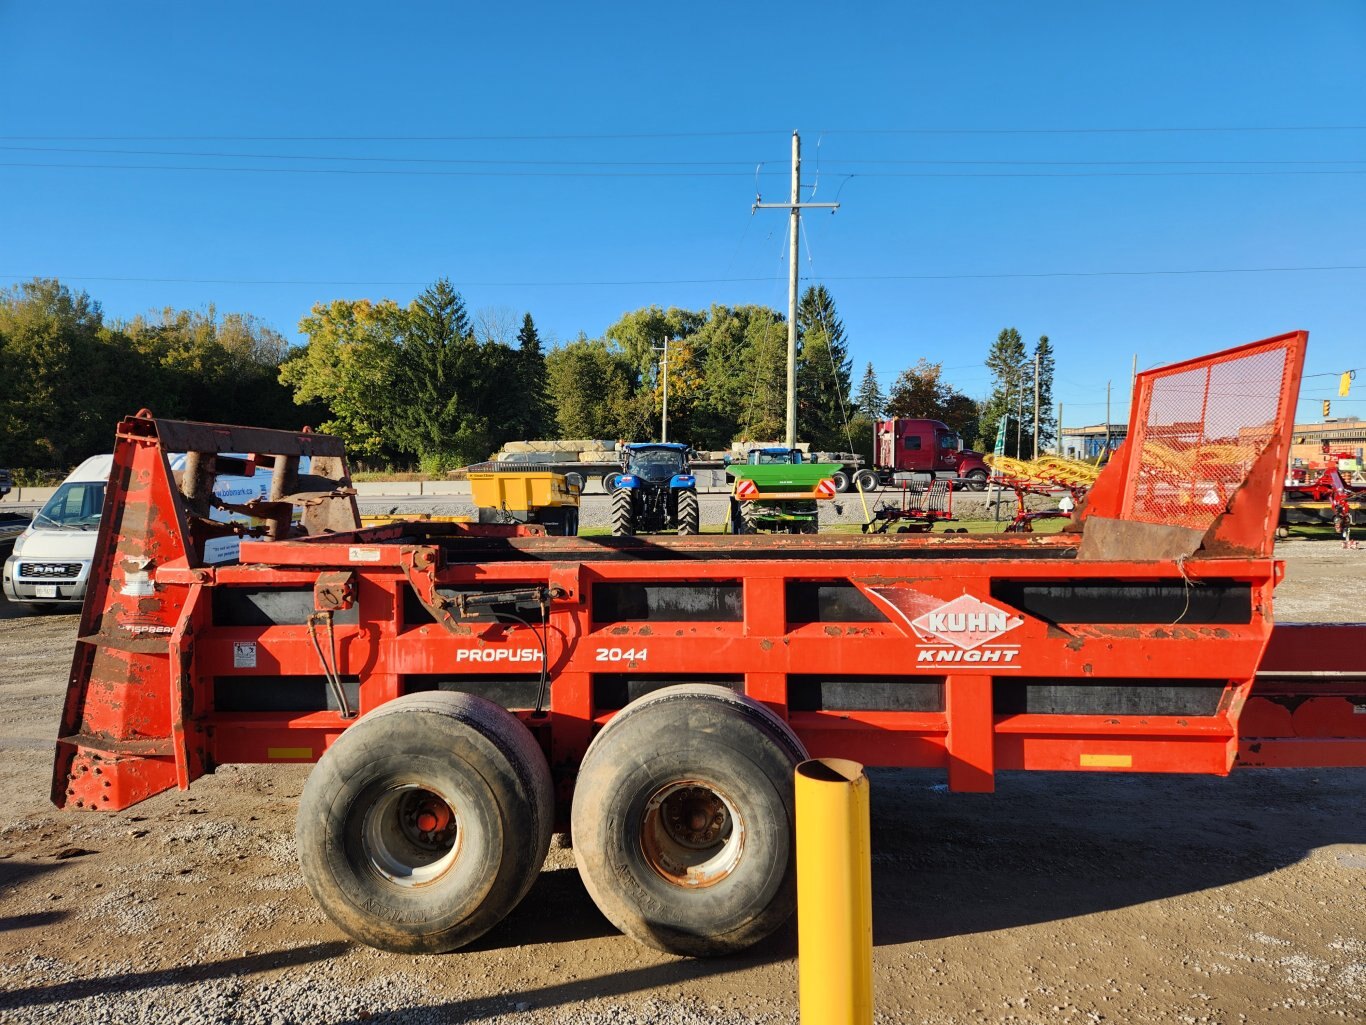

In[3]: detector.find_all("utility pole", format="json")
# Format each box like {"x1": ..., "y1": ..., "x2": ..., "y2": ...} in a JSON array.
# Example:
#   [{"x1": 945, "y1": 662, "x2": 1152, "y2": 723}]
[
  {"x1": 1015, "y1": 373, "x2": 1024, "y2": 460},
  {"x1": 1105, "y1": 380, "x2": 1112, "y2": 454},
  {"x1": 1032, "y1": 350, "x2": 1041, "y2": 460},
  {"x1": 754, "y1": 131, "x2": 839, "y2": 448},
  {"x1": 653, "y1": 336, "x2": 671, "y2": 442},
  {"x1": 1057, "y1": 401, "x2": 1064, "y2": 456}
]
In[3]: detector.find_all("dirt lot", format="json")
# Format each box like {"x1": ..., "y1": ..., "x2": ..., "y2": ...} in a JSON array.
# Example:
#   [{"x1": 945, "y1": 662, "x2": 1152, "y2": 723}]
[{"x1": 0, "y1": 538, "x2": 1362, "y2": 1024}]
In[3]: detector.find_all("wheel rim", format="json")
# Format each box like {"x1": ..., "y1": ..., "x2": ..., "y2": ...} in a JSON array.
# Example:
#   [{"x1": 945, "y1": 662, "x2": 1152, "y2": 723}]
[
  {"x1": 640, "y1": 780, "x2": 744, "y2": 888},
  {"x1": 362, "y1": 784, "x2": 461, "y2": 887}
]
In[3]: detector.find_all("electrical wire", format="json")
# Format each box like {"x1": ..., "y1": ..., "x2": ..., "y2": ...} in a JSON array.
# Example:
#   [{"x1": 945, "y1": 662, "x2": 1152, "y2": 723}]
[
  {"x1": 6, "y1": 264, "x2": 1363, "y2": 289},
  {"x1": 495, "y1": 599, "x2": 552, "y2": 717}
]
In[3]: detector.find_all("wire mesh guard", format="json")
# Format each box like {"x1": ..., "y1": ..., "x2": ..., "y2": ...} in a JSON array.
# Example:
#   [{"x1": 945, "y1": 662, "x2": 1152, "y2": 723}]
[{"x1": 1124, "y1": 337, "x2": 1294, "y2": 532}]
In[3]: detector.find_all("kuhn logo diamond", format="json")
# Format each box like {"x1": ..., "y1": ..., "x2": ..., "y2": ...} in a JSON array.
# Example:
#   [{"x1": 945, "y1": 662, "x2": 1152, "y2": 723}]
[{"x1": 909, "y1": 594, "x2": 1023, "y2": 650}]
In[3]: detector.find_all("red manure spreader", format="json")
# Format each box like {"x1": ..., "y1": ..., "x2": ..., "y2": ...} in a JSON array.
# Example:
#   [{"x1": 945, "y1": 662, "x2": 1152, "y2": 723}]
[{"x1": 52, "y1": 331, "x2": 1365, "y2": 957}]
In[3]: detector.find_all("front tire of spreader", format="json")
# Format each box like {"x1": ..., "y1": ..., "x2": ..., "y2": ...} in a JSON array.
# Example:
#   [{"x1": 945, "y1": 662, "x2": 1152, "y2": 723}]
[
  {"x1": 571, "y1": 684, "x2": 808, "y2": 956},
  {"x1": 296, "y1": 692, "x2": 553, "y2": 953}
]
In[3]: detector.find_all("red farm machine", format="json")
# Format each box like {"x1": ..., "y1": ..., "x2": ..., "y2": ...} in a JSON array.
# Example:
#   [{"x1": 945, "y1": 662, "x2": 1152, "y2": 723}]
[{"x1": 52, "y1": 331, "x2": 1366, "y2": 959}]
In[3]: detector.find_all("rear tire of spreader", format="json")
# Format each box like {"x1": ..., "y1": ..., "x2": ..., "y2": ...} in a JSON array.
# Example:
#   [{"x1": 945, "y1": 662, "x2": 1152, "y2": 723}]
[
  {"x1": 571, "y1": 684, "x2": 808, "y2": 957},
  {"x1": 296, "y1": 691, "x2": 554, "y2": 953}
]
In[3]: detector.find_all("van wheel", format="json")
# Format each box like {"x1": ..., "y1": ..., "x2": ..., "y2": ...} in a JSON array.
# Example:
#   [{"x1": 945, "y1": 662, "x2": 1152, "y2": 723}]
[
  {"x1": 571, "y1": 685, "x2": 807, "y2": 956},
  {"x1": 296, "y1": 692, "x2": 553, "y2": 953}
]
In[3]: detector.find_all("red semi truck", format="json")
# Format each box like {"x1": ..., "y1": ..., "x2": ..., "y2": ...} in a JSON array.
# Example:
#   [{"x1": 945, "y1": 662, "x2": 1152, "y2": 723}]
[{"x1": 862, "y1": 417, "x2": 990, "y2": 492}]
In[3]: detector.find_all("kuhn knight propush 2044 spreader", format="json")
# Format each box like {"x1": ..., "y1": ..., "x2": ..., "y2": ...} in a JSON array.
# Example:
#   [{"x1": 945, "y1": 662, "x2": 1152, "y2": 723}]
[{"x1": 52, "y1": 331, "x2": 1365, "y2": 957}]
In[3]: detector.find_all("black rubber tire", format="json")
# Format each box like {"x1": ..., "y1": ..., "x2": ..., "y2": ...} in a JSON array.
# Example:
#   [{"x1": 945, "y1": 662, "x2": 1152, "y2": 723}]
[
  {"x1": 296, "y1": 691, "x2": 553, "y2": 954},
  {"x1": 676, "y1": 489, "x2": 699, "y2": 535},
  {"x1": 738, "y1": 502, "x2": 759, "y2": 535},
  {"x1": 610, "y1": 489, "x2": 635, "y2": 536},
  {"x1": 601, "y1": 473, "x2": 621, "y2": 493},
  {"x1": 963, "y1": 469, "x2": 989, "y2": 492},
  {"x1": 830, "y1": 469, "x2": 851, "y2": 494},
  {"x1": 571, "y1": 684, "x2": 808, "y2": 957},
  {"x1": 562, "y1": 507, "x2": 580, "y2": 536},
  {"x1": 854, "y1": 469, "x2": 879, "y2": 493}
]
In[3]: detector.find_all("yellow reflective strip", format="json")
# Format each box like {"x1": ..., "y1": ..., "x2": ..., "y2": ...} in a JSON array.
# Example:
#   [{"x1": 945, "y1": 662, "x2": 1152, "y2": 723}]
[
  {"x1": 1080, "y1": 753, "x2": 1132, "y2": 768},
  {"x1": 267, "y1": 747, "x2": 313, "y2": 760}
]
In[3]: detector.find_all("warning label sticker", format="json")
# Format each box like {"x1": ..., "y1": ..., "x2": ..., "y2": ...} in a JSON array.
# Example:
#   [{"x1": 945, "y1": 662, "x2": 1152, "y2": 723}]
[{"x1": 233, "y1": 641, "x2": 257, "y2": 669}]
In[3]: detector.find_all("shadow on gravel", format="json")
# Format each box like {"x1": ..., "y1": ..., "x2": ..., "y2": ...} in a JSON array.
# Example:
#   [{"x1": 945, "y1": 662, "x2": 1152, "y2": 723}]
[
  {"x1": 465, "y1": 866, "x2": 617, "y2": 950},
  {"x1": 0, "y1": 911, "x2": 66, "y2": 933},
  {"x1": 330, "y1": 944, "x2": 787, "y2": 1025},
  {"x1": 0, "y1": 859, "x2": 68, "y2": 893},
  {"x1": 865, "y1": 766, "x2": 1366, "y2": 946},
  {"x1": 0, "y1": 940, "x2": 352, "y2": 1013}
]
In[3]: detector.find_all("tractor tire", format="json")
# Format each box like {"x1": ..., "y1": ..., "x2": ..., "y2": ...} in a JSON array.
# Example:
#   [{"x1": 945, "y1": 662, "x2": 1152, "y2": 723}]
[
  {"x1": 563, "y1": 507, "x2": 580, "y2": 537},
  {"x1": 611, "y1": 489, "x2": 636, "y2": 536},
  {"x1": 738, "y1": 502, "x2": 760, "y2": 535},
  {"x1": 296, "y1": 691, "x2": 553, "y2": 954},
  {"x1": 963, "y1": 469, "x2": 989, "y2": 492},
  {"x1": 830, "y1": 469, "x2": 851, "y2": 493},
  {"x1": 571, "y1": 685, "x2": 808, "y2": 957},
  {"x1": 854, "y1": 469, "x2": 879, "y2": 493},
  {"x1": 676, "y1": 489, "x2": 699, "y2": 535}
]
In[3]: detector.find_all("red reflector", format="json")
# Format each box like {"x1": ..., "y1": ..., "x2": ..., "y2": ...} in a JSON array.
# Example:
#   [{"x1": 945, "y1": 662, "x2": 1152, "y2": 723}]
[{"x1": 816, "y1": 478, "x2": 837, "y2": 498}]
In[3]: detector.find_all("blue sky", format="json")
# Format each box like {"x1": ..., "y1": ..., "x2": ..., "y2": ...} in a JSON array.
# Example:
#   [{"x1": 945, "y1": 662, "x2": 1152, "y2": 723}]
[{"x1": 2, "y1": 1, "x2": 1364, "y2": 428}]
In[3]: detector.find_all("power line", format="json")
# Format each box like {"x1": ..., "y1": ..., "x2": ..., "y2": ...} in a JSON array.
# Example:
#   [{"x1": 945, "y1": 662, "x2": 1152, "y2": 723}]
[
  {"x1": 0, "y1": 145, "x2": 767, "y2": 168},
  {"x1": 821, "y1": 125, "x2": 1366, "y2": 136},
  {"x1": 3, "y1": 125, "x2": 1366, "y2": 142},
  {"x1": 0, "y1": 161, "x2": 758, "y2": 179},
  {"x1": 4, "y1": 264, "x2": 1364, "y2": 288},
  {"x1": 4, "y1": 160, "x2": 1364, "y2": 180}
]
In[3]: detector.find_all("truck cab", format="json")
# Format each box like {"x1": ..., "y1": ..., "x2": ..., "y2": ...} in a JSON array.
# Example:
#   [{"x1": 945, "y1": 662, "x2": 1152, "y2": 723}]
[{"x1": 873, "y1": 418, "x2": 989, "y2": 491}]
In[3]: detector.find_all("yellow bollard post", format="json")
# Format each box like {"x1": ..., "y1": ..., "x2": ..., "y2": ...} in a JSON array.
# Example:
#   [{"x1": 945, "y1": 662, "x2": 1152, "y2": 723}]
[{"x1": 796, "y1": 758, "x2": 872, "y2": 1025}]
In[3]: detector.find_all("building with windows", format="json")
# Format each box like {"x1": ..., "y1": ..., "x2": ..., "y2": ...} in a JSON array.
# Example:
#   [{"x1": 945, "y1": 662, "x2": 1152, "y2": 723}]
[{"x1": 1058, "y1": 423, "x2": 1127, "y2": 461}]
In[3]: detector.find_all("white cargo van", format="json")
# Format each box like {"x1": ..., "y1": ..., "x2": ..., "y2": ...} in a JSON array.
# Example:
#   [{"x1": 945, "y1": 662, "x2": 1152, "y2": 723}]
[{"x1": 2, "y1": 453, "x2": 273, "y2": 606}]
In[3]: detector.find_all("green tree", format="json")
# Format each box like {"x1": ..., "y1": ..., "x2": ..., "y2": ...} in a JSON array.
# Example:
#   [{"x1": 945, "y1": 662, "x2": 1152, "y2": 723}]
[
  {"x1": 796, "y1": 284, "x2": 853, "y2": 451},
  {"x1": 1022, "y1": 334, "x2": 1056, "y2": 457},
  {"x1": 0, "y1": 278, "x2": 109, "y2": 466},
  {"x1": 604, "y1": 306, "x2": 707, "y2": 381},
  {"x1": 980, "y1": 327, "x2": 1029, "y2": 458},
  {"x1": 854, "y1": 362, "x2": 886, "y2": 420},
  {"x1": 545, "y1": 334, "x2": 639, "y2": 439},
  {"x1": 280, "y1": 298, "x2": 404, "y2": 458},
  {"x1": 887, "y1": 359, "x2": 948, "y2": 418},
  {"x1": 387, "y1": 278, "x2": 511, "y2": 468},
  {"x1": 515, "y1": 313, "x2": 552, "y2": 439},
  {"x1": 736, "y1": 309, "x2": 788, "y2": 442}
]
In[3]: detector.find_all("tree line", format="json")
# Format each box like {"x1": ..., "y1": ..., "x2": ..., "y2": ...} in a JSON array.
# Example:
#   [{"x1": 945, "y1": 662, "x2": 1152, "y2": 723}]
[
  {"x1": 0, "y1": 275, "x2": 1057, "y2": 473},
  {"x1": 0, "y1": 278, "x2": 306, "y2": 474}
]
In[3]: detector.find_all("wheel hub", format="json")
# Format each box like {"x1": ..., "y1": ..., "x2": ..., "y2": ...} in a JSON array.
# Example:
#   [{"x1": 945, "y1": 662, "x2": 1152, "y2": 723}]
[
  {"x1": 640, "y1": 779, "x2": 744, "y2": 888},
  {"x1": 362, "y1": 784, "x2": 460, "y2": 887}
]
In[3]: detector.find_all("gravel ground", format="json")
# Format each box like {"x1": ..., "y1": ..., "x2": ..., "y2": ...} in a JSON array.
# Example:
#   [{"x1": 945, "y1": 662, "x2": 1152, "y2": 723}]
[{"x1": 0, "y1": 537, "x2": 1361, "y2": 1024}]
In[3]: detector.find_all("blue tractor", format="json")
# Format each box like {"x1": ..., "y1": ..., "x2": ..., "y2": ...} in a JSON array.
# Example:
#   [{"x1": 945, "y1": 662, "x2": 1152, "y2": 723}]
[{"x1": 609, "y1": 443, "x2": 699, "y2": 536}]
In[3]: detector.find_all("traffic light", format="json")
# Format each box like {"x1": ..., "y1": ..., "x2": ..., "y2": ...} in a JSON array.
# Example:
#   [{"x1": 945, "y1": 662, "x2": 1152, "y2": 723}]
[{"x1": 1322, "y1": 399, "x2": 1331, "y2": 418}]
